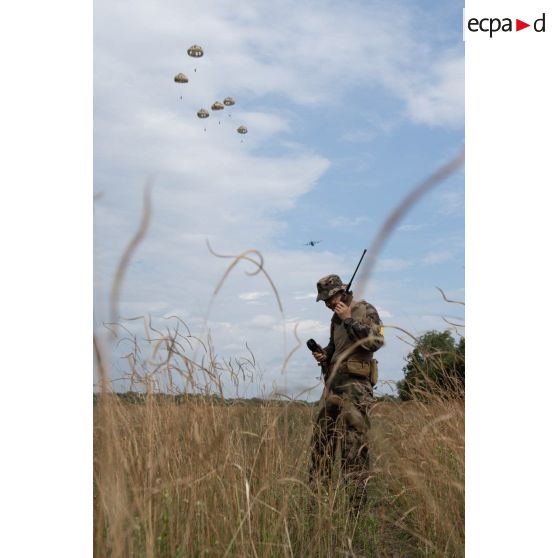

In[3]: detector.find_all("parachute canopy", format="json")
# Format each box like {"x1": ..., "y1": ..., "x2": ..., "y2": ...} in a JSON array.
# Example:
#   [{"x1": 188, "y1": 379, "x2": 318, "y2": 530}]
[
  {"x1": 187, "y1": 45, "x2": 204, "y2": 58},
  {"x1": 174, "y1": 73, "x2": 188, "y2": 83},
  {"x1": 223, "y1": 97, "x2": 236, "y2": 106},
  {"x1": 197, "y1": 109, "x2": 210, "y2": 119},
  {"x1": 237, "y1": 126, "x2": 248, "y2": 134},
  {"x1": 211, "y1": 101, "x2": 224, "y2": 111}
]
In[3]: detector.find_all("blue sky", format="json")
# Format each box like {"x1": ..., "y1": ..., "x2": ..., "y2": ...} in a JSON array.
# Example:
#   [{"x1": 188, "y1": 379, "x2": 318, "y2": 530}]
[{"x1": 94, "y1": 0, "x2": 464, "y2": 399}]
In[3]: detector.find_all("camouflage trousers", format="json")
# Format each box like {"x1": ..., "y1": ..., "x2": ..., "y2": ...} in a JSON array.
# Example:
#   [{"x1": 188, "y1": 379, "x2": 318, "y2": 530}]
[{"x1": 308, "y1": 375, "x2": 374, "y2": 506}]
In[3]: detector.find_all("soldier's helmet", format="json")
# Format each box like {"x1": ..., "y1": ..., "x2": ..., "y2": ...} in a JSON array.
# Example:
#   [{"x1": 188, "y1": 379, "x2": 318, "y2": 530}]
[{"x1": 316, "y1": 274, "x2": 346, "y2": 302}]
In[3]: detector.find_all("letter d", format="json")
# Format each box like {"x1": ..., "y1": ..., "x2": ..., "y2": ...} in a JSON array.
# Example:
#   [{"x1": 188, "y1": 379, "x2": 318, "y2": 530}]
[{"x1": 534, "y1": 13, "x2": 546, "y2": 32}]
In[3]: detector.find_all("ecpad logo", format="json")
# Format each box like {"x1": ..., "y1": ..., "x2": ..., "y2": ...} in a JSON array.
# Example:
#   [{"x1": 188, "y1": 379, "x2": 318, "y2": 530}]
[{"x1": 468, "y1": 13, "x2": 546, "y2": 38}]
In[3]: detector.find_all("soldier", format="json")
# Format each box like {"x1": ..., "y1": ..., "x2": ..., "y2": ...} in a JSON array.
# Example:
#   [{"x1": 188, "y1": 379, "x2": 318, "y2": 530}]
[{"x1": 308, "y1": 274, "x2": 384, "y2": 507}]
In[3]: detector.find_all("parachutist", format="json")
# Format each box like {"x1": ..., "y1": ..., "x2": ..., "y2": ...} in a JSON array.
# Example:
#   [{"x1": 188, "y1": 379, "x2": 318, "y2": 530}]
[
  {"x1": 224, "y1": 98, "x2": 235, "y2": 120},
  {"x1": 187, "y1": 45, "x2": 203, "y2": 73}
]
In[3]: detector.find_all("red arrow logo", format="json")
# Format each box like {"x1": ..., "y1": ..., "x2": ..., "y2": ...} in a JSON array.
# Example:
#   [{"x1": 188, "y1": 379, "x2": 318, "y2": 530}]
[{"x1": 516, "y1": 19, "x2": 530, "y2": 31}]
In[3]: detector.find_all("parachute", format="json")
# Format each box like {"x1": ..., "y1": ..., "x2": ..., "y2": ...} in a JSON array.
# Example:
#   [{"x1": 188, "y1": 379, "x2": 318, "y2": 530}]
[
  {"x1": 187, "y1": 45, "x2": 204, "y2": 58},
  {"x1": 173, "y1": 73, "x2": 188, "y2": 83},
  {"x1": 211, "y1": 102, "x2": 225, "y2": 124}
]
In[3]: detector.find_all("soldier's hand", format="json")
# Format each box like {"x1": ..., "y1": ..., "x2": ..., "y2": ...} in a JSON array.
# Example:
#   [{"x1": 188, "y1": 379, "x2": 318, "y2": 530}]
[
  {"x1": 312, "y1": 351, "x2": 327, "y2": 363},
  {"x1": 334, "y1": 301, "x2": 351, "y2": 320}
]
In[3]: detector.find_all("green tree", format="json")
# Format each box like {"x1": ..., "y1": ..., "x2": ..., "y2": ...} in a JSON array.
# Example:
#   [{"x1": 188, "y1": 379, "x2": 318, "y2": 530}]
[{"x1": 397, "y1": 330, "x2": 465, "y2": 400}]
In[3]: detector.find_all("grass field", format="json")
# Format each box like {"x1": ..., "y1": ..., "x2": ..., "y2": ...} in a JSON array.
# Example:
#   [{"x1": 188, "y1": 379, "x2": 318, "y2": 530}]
[{"x1": 94, "y1": 391, "x2": 464, "y2": 557}]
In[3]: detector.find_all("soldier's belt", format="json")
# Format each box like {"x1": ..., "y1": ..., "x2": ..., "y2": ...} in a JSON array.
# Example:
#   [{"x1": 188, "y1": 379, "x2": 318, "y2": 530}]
[
  {"x1": 335, "y1": 358, "x2": 379, "y2": 386},
  {"x1": 340, "y1": 359, "x2": 373, "y2": 378}
]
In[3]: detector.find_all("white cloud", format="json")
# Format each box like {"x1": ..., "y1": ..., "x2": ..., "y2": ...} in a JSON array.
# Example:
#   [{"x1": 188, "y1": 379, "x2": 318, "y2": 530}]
[
  {"x1": 249, "y1": 314, "x2": 277, "y2": 327},
  {"x1": 239, "y1": 291, "x2": 270, "y2": 301},
  {"x1": 422, "y1": 250, "x2": 453, "y2": 265},
  {"x1": 119, "y1": 301, "x2": 170, "y2": 315},
  {"x1": 339, "y1": 129, "x2": 378, "y2": 144},
  {"x1": 438, "y1": 188, "x2": 464, "y2": 216},
  {"x1": 293, "y1": 292, "x2": 316, "y2": 300},
  {"x1": 377, "y1": 258, "x2": 413, "y2": 272},
  {"x1": 398, "y1": 223, "x2": 427, "y2": 232},
  {"x1": 329, "y1": 215, "x2": 371, "y2": 228},
  {"x1": 403, "y1": 51, "x2": 464, "y2": 127},
  {"x1": 275, "y1": 319, "x2": 330, "y2": 336}
]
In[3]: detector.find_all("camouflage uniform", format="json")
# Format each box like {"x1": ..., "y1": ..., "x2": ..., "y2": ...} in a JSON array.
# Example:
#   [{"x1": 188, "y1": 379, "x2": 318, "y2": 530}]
[{"x1": 309, "y1": 275, "x2": 384, "y2": 505}]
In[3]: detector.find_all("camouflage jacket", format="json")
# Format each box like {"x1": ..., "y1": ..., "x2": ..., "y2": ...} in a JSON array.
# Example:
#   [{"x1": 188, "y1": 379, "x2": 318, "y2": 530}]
[{"x1": 322, "y1": 298, "x2": 384, "y2": 366}]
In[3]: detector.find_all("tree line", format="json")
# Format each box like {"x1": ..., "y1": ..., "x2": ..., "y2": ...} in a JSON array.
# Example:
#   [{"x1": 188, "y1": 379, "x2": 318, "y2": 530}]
[{"x1": 396, "y1": 330, "x2": 465, "y2": 400}]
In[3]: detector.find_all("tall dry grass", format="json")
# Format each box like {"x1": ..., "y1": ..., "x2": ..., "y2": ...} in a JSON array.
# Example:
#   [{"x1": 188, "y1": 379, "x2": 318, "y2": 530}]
[{"x1": 94, "y1": 327, "x2": 464, "y2": 557}]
